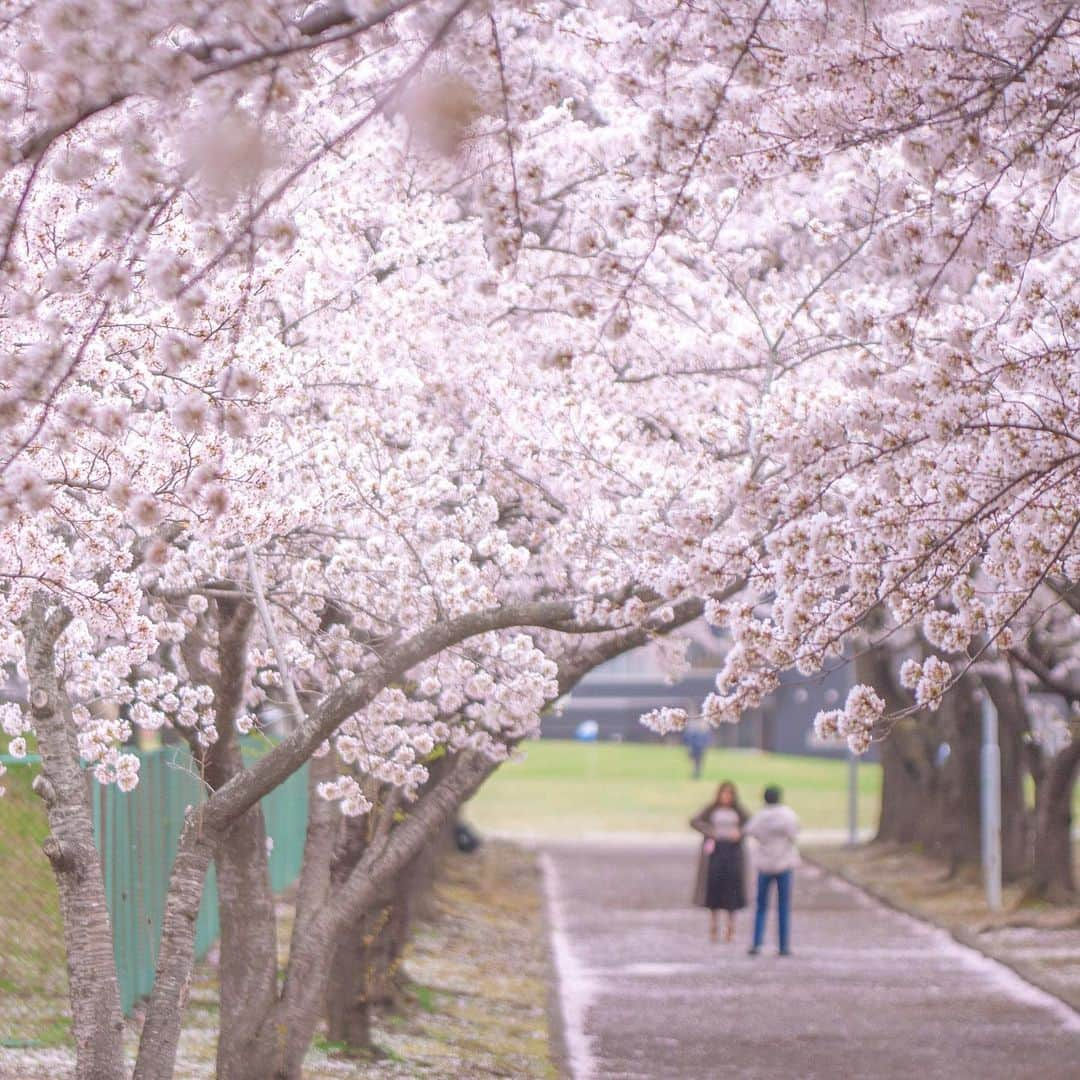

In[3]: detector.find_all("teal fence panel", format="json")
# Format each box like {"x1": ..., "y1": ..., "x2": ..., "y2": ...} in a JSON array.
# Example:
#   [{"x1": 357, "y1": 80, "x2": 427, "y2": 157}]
[
  {"x1": 262, "y1": 760, "x2": 310, "y2": 893},
  {"x1": 91, "y1": 743, "x2": 308, "y2": 1014}
]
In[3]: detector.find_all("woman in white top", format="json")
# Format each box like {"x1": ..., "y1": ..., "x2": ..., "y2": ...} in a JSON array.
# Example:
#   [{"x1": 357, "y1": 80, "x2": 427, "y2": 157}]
[{"x1": 690, "y1": 781, "x2": 748, "y2": 943}]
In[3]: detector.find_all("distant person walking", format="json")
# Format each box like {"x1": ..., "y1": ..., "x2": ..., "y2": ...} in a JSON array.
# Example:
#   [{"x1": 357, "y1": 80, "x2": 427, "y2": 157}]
[
  {"x1": 745, "y1": 785, "x2": 800, "y2": 956},
  {"x1": 684, "y1": 717, "x2": 711, "y2": 778},
  {"x1": 690, "y1": 781, "x2": 748, "y2": 943}
]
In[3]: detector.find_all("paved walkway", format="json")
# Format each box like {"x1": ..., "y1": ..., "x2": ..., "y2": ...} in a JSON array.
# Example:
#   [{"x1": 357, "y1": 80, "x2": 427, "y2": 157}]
[{"x1": 541, "y1": 843, "x2": 1080, "y2": 1080}]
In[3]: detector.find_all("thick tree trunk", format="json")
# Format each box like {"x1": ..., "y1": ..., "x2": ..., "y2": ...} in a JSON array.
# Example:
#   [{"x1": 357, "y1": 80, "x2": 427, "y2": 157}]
[
  {"x1": 924, "y1": 677, "x2": 982, "y2": 872},
  {"x1": 323, "y1": 880, "x2": 411, "y2": 1056},
  {"x1": 1032, "y1": 740, "x2": 1080, "y2": 901},
  {"x1": 323, "y1": 822, "x2": 450, "y2": 1053},
  {"x1": 212, "y1": 798, "x2": 279, "y2": 1080},
  {"x1": 875, "y1": 719, "x2": 937, "y2": 845},
  {"x1": 321, "y1": 756, "x2": 457, "y2": 1052},
  {"x1": 198, "y1": 600, "x2": 281, "y2": 1080},
  {"x1": 853, "y1": 643, "x2": 936, "y2": 847},
  {"x1": 133, "y1": 816, "x2": 216, "y2": 1080},
  {"x1": 323, "y1": 809, "x2": 384, "y2": 1057},
  {"x1": 24, "y1": 606, "x2": 126, "y2": 1080},
  {"x1": 324, "y1": 905, "x2": 378, "y2": 1054},
  {"x1": 220, "y1": 751, "x2": 344, "y2": 1074},
  {"x1": 859, "y1": 642, "x2": 990, "y2": 868},
  {"x1": 242, "y1": 753, "x2": 493, "y2": 1080}
]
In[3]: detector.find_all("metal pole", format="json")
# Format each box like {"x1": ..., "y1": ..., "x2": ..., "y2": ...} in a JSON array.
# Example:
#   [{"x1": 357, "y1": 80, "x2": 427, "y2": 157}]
[
  {"x1": 847, "y1": 749, "x2": 859, "y2": 847},
  {"x1": 980, "y1": 687, "x2": 1003, "y2": 912}
]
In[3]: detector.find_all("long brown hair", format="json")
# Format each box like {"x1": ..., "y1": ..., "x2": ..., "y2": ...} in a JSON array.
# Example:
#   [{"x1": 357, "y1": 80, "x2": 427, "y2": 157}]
[{"x1": 711, "y1": 780, "x2": 748, "y2": 824}]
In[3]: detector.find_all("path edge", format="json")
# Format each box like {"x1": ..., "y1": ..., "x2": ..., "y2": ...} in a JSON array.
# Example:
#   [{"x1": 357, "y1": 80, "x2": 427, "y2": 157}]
[
  {"x1": 537, "y1": 849, "x2": 573, "y2": 1080},
  {"x1": 538, "y1": 850, "x2": 596, "y2": 1080},
  {"x1": 804, "y1": 851, "x2": 1080, "y2": 1020}
]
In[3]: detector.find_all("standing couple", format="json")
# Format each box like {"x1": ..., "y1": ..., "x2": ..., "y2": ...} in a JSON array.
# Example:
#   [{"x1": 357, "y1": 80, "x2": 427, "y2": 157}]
[{"x1": 691, "y1": 782, "x2": 800, "y2": 955}]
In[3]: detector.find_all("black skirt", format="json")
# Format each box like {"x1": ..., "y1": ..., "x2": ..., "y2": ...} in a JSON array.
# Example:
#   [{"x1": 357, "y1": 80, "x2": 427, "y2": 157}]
[{"x1": 704, "y1": 839, "x2": 746, "y2": 911}]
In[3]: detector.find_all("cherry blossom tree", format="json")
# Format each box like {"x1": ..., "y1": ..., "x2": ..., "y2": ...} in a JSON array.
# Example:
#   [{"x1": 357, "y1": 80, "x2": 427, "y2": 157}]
[
  {"x1": 641, "y1": 0, "x2": 1080, "y2": 895},
  {"x1": 8, "y1": 1, "x2": 1080, "y2": 1076},
  {"x1": 659, "y1": 2, "x2": 1080, "y2": 731},
  {"x1": 1, "y1": 4, "x2": 768, "y2": 1076}
]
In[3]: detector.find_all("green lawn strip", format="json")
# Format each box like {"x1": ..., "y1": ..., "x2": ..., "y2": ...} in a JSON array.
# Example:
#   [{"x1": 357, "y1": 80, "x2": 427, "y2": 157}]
[
  {"x1": 468, "y1": 740, "x2": 881, "y2": 837},
  {"x1": 0, "y1": 763, "x2": 70, "y2": 1050}
]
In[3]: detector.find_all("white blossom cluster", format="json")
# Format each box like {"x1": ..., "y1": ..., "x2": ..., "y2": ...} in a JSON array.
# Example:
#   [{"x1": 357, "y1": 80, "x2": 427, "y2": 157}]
[{"x1": 813, "y1": 685, "x2": 886, "y2": 755}]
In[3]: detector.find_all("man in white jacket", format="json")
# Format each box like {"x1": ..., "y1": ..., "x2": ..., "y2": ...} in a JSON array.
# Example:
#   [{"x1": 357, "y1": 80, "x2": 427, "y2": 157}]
[{"x1": 744, "y1": 785, "x2": 800, "y2": 956}]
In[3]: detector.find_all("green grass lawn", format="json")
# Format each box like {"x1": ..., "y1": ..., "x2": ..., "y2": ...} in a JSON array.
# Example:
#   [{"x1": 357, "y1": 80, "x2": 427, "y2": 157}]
[
  {"x1": 467, "y1": 740, "x2": 881, "y2": 838},
  {"x1": 0, "y1": 761, "x2": 70, "y2": 1049}
]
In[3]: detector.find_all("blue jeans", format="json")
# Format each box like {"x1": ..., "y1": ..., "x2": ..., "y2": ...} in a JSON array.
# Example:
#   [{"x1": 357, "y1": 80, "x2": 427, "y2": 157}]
[{"x1": 753, "y1": 870, "x2": 792, "y2": 952}]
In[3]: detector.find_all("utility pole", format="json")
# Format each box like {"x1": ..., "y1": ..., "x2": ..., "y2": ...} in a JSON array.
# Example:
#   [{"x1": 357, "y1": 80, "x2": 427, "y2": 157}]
[{"x1": 979, "y1": 685, "x2": 1003, "y2": 912}]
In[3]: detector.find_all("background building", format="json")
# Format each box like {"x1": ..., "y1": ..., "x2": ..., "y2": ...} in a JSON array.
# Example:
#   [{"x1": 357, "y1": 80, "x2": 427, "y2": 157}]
[{"x1": 544, "y1": 620, "x2": 868, "y2": 759}]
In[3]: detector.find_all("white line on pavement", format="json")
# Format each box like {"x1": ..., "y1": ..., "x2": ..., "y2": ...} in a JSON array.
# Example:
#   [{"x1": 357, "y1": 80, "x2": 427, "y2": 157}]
[{"x1": 540, "y1": 851, "x2": 597, "y2": 1080}]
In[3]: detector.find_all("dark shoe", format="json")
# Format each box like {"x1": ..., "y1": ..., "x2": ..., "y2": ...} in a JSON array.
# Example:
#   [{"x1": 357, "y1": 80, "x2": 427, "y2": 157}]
[
  {"x1": 747, "y1": 947, "x2": 760, "y2": 956},
  {"x1": 778, "y1": 949, "x2": 792, "y2": 956}
]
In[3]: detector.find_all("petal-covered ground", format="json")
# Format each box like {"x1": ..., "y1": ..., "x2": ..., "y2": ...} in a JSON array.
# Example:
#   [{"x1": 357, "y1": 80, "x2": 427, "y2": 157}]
[
  {"x1": 0, "y1": 841, "x2": 556, "y2": 1079},
  {"x1": 811, "y1": 843, "x2": 1080, "y2": 1013},
  {"x1": 542, "y1": 841, "x2": 1080, "y2": 1080}
]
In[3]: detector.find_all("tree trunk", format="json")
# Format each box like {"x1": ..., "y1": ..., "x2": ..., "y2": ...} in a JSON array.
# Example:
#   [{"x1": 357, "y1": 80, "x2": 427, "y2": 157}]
[
  {"x1": 212, "y1": 799, "x2": 279, "y2": 1080},
  {"x1": 323, "y1": 808, "x2": 387, "y2": 1058},
  {"x1": 244, "y1": 753, "x2": 493, "y2": 1080},
  {"x1": 221, "y1": 751, "x2": 343, "y2": 1074},
  {"x1": 1032, "y1": 740, "x2": 1080, "y2": 901},
  {"x1": 852, "y1": 643, "x2": 935, "y2": 847},
  {"x1": 323, "y1": 884, "x2": 408, "y2": 1056},
  {"x1": 200, "y1": 601, "x2": 281, "y2": 1080},
  {"x1": 24, "y1": 605, "x2": 126, "y2": 1080},
  {"x1": 875, "y1": 719, "x2": 937, "y2": 844},
  {"x1": 324, "y1": 905, "x2": 378, "y2": 1054},
  {"x1": 323, "y1": 823, "x2": 450, "y2": 1054},
  {"x1": 923, "y1": 676, "x2": 982, "y2": 872},
  {"x1": 133, "y1": 815, "x2": 216, "y2": 1080}
]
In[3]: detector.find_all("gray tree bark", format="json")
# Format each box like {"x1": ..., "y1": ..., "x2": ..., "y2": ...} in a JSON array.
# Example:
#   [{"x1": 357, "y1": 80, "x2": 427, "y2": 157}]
[
  {"x1": 23, "y1": 601, "x2": 126, "y2": 1080},
  {"x1": 132, "y1": 813, "x2": 216, "y2": 1080},
  {"x1": 855, "y1": 644, "x2": 939, "y2": 847},
  {"x1": 875, "y1": 717, "x2": 939, "y2": 845},
  {"x1": 200, "y1": 599, "x2": 281, "y2": 1080},
  {"x1": 1032, "y1": 739, "x2": 1080, "y2": 901},
  {"x1": 323, "y1": 763, "x2": 453, "y2": 1055},
  {"x1": 324, "y1": 903, "x2": 380, "y2": 1055},
  {"x1": 234, "y1": 751, "x2": 493, "y2": 1079}
]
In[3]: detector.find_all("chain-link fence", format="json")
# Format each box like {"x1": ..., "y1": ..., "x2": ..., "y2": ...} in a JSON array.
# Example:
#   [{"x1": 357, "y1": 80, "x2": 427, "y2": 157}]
[{"x1": 0, "y1": 743, "x2": 308, "y2": 1051}]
